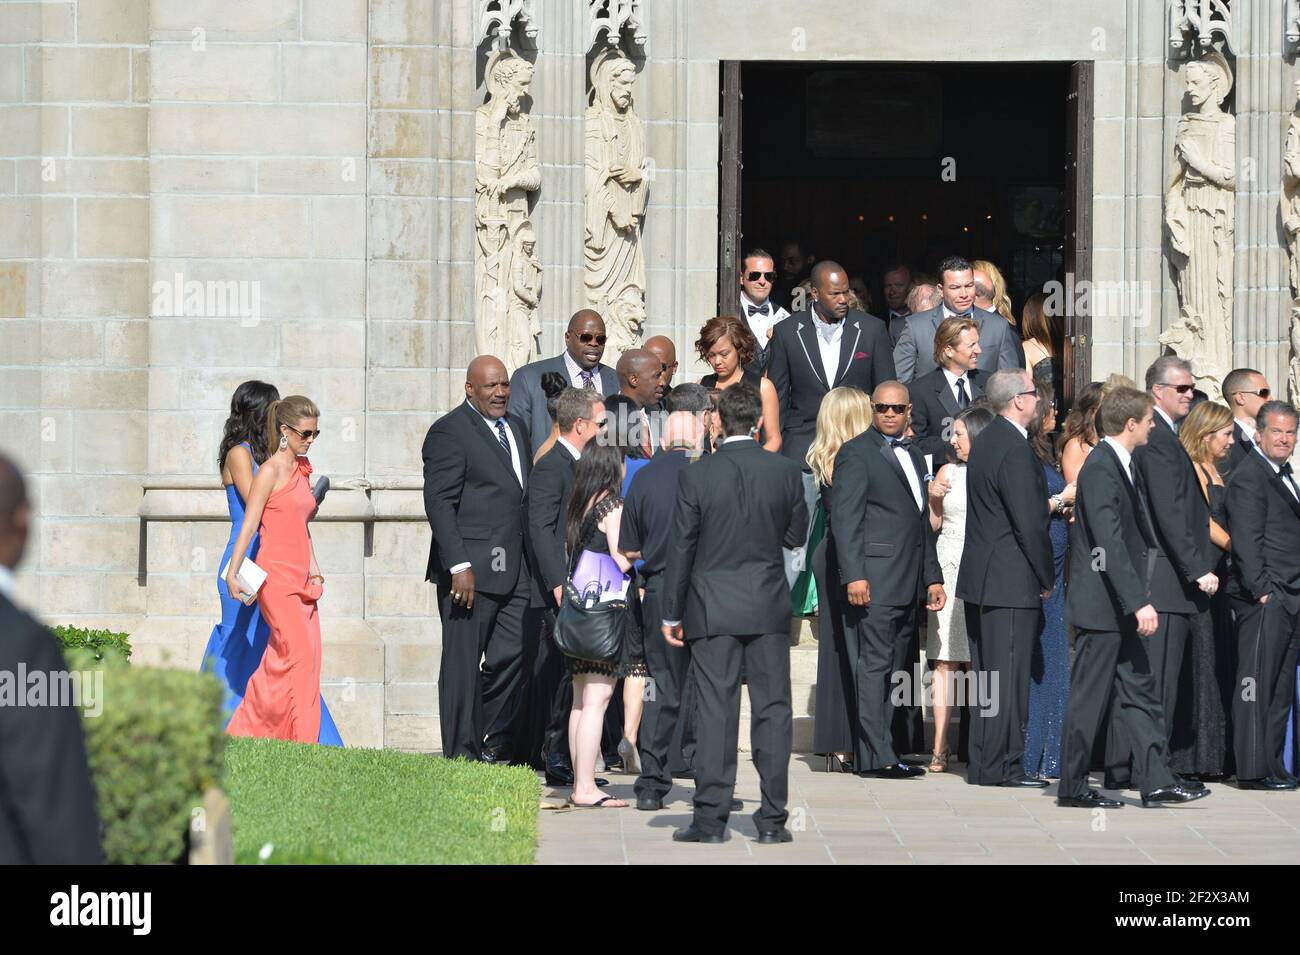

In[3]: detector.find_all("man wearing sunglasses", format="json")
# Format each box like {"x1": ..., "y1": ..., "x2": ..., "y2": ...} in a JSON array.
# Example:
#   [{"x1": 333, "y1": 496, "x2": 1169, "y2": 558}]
[
  {"x1": 737, "y1": 249, "x2": 789, "y2": 375},
  {"x1": 1105, "y1": 355, "x2": 1218, "y2": 793},
  {"x1": 1222, "y1": 367, "x2": 1272, "y2": 472},
  {"x1": 508, "y1": 308, "x2": 617, "y2": 452}
]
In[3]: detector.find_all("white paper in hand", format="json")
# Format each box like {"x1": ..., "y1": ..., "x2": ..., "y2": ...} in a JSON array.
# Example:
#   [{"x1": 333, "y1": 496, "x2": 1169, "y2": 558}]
[{"x1": 220, "y1": 556, "x2": 267, "y2": 605}]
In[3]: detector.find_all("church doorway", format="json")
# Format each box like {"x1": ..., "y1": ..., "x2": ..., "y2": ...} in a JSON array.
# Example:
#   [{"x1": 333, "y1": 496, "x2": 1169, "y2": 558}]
[{"x1": 718, "y1": 60, "x2": 1093, "y2": 406}]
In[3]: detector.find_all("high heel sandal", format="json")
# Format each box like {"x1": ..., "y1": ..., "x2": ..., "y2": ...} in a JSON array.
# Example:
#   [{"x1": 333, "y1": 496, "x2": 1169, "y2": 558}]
[
  {"x1": 825, "y1": 753, "x2": 854, "y2": 773},
  {"x1": 928, "y1": 751, "x2": 950, "y2": 774}
]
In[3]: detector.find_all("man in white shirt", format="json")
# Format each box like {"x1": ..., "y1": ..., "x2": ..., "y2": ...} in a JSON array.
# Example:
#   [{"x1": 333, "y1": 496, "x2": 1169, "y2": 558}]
[
  {"x1": 737, "y1": 249, "x2": 789, "y2": 375},
  {"x1": 1226, "y1": 400, "x2": 1300, "y2": 789},
  {"x1": 1222, "y1": 367, "x2": 1272, "y2": 473}
]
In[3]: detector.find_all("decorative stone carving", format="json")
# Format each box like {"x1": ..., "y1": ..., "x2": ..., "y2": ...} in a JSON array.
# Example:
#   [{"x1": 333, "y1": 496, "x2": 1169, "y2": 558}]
[
  {"x1": 1160, "y1": 50, "x2": 1235, "y2": 400},
  {"x1": 1287, "y1": 0, "x2": 1300, "y2": 56},
  {"x1": 588, "y1": 0, "x2": 646, "y2": 53},
  {"x1": 584, "y1": 46, "x2": 648, "y2": 356},
  {"x1": 1168, "y1": 0, "x2": 1236, "y2": 57},
  {"x1": 478, "y1": 0, "x2": 538, "y2": 50},
  {"x1": 475, "y1": 51, "x2": 542, "y2": 374},
  {"x1": 1284, "y1": 80, "x2": 1300, "y2": 404}
]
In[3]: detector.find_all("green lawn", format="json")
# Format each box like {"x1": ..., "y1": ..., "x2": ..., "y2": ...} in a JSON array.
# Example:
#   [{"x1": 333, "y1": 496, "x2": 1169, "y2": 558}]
[{"x1": 224, "y1": 738, "x2": 540, "y2": 864}]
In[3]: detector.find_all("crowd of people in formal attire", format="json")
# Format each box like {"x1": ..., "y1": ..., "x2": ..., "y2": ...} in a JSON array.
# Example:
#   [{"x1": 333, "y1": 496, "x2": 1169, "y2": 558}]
[{"x1": 202, "y1": 248, "x2": 1300, "y2": 845}]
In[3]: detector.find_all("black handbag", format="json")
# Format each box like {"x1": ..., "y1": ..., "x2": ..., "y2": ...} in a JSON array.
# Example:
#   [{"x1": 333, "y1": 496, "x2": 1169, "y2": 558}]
[{"x1": 552, "y1": 503, "x2": 627, "y2": 664}]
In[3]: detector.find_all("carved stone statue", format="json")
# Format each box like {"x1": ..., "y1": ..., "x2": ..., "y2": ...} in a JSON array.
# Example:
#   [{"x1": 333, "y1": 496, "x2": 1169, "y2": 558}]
[
  {"x1": 507, "y1": 222, "x2": 542, "y2": 374},
  {"x1": 475, "y1": 51, "x2": 542, "y2": 374},
  {"x1": 1160, "y1": 50, "x2": 1235, "y2": 400},
  {"x1": 1283, "y1": 80, "x2": 1300, "y2": 405},
  {"x1": 585, "y1": 47, "x2": 648, "y2": 357}
]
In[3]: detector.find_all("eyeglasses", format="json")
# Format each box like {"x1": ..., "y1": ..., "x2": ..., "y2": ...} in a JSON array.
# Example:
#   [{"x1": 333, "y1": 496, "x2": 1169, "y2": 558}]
[
  {"x1": 1234, "y1": 388, "x2": 1270, "y2": 399},
  {"x1": 1156, "y1": 382, "x2": 1195, "y2": 395},
  {"x1": 746, "y1": 271, "x2": 778, "y2": 283},
  {"x1": 575, "y1": 332, "x2": 607, "y2": 345},
  {"x1": 874, "y1": 403, "x2": 909, "y2": 414},
  {"x1": 285, "y1": 424, "x2": 321, "y2": 440},
  {"x1": 1016, "y1": 390, "x2": 1039, "y2": 399}
]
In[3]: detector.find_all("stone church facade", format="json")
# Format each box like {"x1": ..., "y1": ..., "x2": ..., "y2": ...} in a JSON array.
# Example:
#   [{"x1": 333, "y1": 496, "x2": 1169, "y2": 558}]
[{"x1": 3, "y1": 0, "x2": 1298, "y2": 749}]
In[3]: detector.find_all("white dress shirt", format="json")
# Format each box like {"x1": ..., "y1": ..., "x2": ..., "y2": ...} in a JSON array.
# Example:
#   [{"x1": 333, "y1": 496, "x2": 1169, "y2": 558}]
[
  {"x1": 1007, "y1": 417, "x2": 1029, "y2": 440},
  {"x1": 1255, "y1": 447, "x2": 1300, "y2": 501},
  {"x1": 888, "y1": 437, "x2": 924, "y2": 509},
  {"x1": 449, "y1": 405, "x2": 523, "y2": 576},
  {"x1": 562, "y1": 350, "x2": 604, "y2": 393},
  {"x1": 741, "y1": 292, "x2": 788, "y2": 349},
  {"x1": 942, "y1": 366, "x2": 972, "y2": 407},
  {"x1": 556, "y1": 436, "x2": 581, "y2": 460},
  {"x1": 942, "y1": 303, "x2": 975, "y2": 320},
  {"x1": 1237, "y1": 417, "x2": 1257, "y2": 448},
  {"x1": 810, "y1": 307, "x2": 843, "y2": 385},
  {"x1": 0, "y1": 564, "x2": 15, "y2": 603},
  {"x1": 1154, "y1": 405, "x2": 1178, "y2": 434},
  {"x1": 1103, "y1": 436, "x2": 1135, "y2": 484}
]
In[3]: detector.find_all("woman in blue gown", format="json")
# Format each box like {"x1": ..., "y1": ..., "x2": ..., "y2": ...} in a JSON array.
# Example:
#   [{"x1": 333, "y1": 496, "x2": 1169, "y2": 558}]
[
  {"x1": 1023, "y1": 382, "x2": 1073, "y2": 778},
  {"x1": 201, "y1": 381, "x2": 341, "y2": 746}
]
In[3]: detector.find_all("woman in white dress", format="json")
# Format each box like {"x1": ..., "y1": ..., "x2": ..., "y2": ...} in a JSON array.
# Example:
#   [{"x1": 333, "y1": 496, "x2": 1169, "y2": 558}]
[{"x1": 925, "y1": 406, "x2": 996, "y2": 772}]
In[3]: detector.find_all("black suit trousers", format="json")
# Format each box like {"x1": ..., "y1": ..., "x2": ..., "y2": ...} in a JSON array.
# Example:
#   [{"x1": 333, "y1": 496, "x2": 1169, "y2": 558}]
[
  {"x1": 689, "y1": 631, "x2": 792, "y2": 836},
  {"x1": 966, "y1": 603, "x2": 1040, "y2": 785},
  {"x1": 845, "y1": 602, "x2": 913, "y2": 770},
  {"x1": 1231, "y1": 597, "x2": 1300, "y2": 781},
  {"x1": 437, "y1": 571, "x2": 535, "y2": 761},
  {"x1": 1105, "y1": 611, "x2": 1187, "y2": 785},
  {"x1": 634, "y1": 576, "x2": 694, "y2": 798},
  {"x1": 1059, "y1": 628, "x2": 1176, "y2": 798}
]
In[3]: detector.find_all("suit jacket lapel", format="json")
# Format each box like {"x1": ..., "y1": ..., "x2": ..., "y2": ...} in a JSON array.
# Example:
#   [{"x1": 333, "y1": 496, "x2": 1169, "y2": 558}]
[
  {"x1": 833, "y1": 318, "x2": 861, "y2": 387},
  {"x1": 1101, "y1": 440, "x2": 1155, "y2": 545},
  {"x1": 871, "y1": 428, "x2": 918, "y2": 503},
  {"x1": 935, "y1": 374, "x2": 959, "y2": 420},
  {"x1": 1250, "y1": 450, "x2": 1300, "y2": 520},
  {"x1": 463, "y1": 401, "x2": 519, "y2": 487},
  {"x1": 795, "y1": 313, "x2": 830, "y2": 391}
]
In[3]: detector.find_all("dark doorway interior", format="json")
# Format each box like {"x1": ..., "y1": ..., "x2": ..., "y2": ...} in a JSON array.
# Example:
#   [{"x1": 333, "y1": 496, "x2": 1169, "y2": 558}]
[{"x1": 738, "y1": 61, "x2": 1070, "y2": 321}]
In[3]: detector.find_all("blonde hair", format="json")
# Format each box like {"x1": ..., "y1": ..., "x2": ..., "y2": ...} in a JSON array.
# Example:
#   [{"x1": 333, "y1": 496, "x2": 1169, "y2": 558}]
[
  {"x1": 1179, "y1": 400, "x2": 1233, "y2": 467},
  {"x1": 932, "y1": 316, "x2": 980, "y2": 368},
  {"x1": 971, "y1": 259, "x2": 1015, "y2": 326},
  {"x1": 266, "y1": 395, "x2": 320, "y2": 453},
  {"x1": 806, "y1": 387, "x2": 874, "y2": 485}
]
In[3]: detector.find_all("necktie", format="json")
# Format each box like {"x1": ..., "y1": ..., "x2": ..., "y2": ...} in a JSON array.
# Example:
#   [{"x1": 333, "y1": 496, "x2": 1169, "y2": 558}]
[
  {"x1": 746, "y1": 302, "x2": 771, "y2": 317},
  {"x1": 580, "y1": 369, "x2": 597, "y2": 391},
  {"x1": 640, "y1": 410, "x2": 654, "y2": 458},
  {"x1": 955, "y1": 378, "x2": 970, "y2": 409},
  {"x1": 494, "y1": 419, "x2": 510, "y2": 455}
]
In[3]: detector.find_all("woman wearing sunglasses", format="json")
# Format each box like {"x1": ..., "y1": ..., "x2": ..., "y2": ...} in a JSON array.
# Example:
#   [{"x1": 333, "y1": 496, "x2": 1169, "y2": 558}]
[{"x1": 225, "y1": 395, "x2": 340, "y2": 745}]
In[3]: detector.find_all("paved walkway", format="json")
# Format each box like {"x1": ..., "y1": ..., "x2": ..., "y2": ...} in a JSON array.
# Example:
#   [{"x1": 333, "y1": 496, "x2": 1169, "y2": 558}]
[{"x1": 536, "y1": 756, "x2": 1300, "y2": 864}]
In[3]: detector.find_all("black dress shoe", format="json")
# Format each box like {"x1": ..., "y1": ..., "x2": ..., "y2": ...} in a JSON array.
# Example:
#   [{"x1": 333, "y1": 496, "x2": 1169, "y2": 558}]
[
  {"x1": 858, "y1": 762, "x2": 926, "y2": 779},
  {"x1": 730, "y1": 799, "x2": 743, "y2": 811},
  {"x1": 1236, "y1": 776, "x2": 1298, "y2": 791},
  {"x1": 1057, "y1": 788, "x2": 1123, "y2": 809},
  {"x1": 1102, "y1": 776, "x2": 1134, "y2": 791},
  {"x1": 998, "y1": 777, "x2": 1049, "y2": 788},
  {"x1": 636, "y1": 794, "x2": 664, "y2": 811},
  {"x1": 543, "y1": 754, "x2": 575, "y2": 787},
  {"x1": 479, "y1": 746, "x2": 507, "y2": 764},
  {"x1": 672, "y1": 825, "x2": 724, "y2": 843},
  {"x1": 756, "y1": 827, "x2": 793, "y2": 845},
  {"x1": 1176, "y1": 774, "x2": 1206, "y2": 791},
  {"x1": 1141, "y1": 784, "x2": 1211, "y2": 806}
]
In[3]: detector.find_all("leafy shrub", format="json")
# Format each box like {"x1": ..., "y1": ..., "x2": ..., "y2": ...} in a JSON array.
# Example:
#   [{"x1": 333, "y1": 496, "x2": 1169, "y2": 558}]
[
  {"x1": 53, "y1": 625, "x2": 132, "y2": 662},
  {"x1": 64, "y1": 650, "x2": 225, "y2": 864}
]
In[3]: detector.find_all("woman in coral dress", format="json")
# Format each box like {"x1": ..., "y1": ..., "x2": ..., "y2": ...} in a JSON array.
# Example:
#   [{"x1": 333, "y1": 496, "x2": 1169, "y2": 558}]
[{"x1": 225, "y1": 395, "x2": 339, "y2": 745}]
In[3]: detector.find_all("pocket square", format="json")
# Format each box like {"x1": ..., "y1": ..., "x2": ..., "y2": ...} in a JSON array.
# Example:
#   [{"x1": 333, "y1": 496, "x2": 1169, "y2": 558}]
[{"x1": 853, "y1": 351, "x2": 869, "y2": 360}]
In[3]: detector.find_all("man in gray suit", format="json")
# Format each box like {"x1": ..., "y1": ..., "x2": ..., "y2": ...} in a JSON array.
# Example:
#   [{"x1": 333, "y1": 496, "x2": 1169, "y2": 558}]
[
  {"x1": 893, "y1": 255, "x2": 1024, "y2": 383},
  {"x1": 508, "y1": 308, "x2": 617, "y2": 452}
]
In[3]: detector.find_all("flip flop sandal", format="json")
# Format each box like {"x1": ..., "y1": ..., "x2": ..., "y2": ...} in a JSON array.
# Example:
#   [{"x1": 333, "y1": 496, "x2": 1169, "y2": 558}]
[{"x1": 569, "y1": 795, "x2": 627, "y2": 809}]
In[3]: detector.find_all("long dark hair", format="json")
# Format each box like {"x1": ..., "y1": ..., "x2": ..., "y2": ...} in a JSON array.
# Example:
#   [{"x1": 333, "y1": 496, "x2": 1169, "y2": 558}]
[
  {"x1": 564, "y1": 442, "x2": 624, "y2": 559},
  {"x1": 218, "y1": 380, "x2": 279, "y2": 469},
  {"x1": 1057, "y1": 380, "x2": 1105, "y2": 460},
  {"x1": 1028, "y1": 379, "x2": 1057, "y2": 465}
]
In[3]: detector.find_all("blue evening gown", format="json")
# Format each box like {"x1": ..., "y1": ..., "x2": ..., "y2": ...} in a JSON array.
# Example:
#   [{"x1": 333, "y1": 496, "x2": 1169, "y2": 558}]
[{"x1": 1023, "y1": 462, "x2": 1070, "y2": 778}]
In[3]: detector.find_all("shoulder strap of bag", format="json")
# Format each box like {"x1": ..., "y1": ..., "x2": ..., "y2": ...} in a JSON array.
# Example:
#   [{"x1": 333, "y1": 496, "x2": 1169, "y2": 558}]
[{"x1": 566, "y1": 494, "x2": 623, "y2": 579}]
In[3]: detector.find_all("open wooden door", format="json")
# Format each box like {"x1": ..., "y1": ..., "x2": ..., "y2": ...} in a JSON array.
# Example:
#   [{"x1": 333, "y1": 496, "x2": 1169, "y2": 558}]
[
  {"x1": 1062, "y1": 60, "x2": 1093, "y2": 407},
  {"x1": 718, "y1": 61, "x2": 742, "y2": 316}
]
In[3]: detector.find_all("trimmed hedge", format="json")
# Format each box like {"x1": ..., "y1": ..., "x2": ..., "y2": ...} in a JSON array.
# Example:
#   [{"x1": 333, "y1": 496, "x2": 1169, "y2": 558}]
[
  {"x1": 65, "y1": 649, "x2": 225, "y2": 864},
  {"x1": 54, "y1": 625, "x2": 132, "y2": 662}
]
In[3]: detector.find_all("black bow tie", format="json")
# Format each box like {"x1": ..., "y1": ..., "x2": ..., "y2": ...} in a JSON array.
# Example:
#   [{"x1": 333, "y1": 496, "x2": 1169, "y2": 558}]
[
  {"x1": 746, "y1": 302, "x2": 771, "y2": 317},
  {"x1": 1281, "y1": 462, "x2": 1294, "y2": 479},
  {"x1": 890, "y1": 438, "x2": 912, "y2": 450}
]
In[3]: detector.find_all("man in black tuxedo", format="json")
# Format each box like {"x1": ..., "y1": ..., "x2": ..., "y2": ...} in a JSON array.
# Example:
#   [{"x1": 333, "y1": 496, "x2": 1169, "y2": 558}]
[
  {"x1": 423, "y1": 355, "x2": 541, "y2": 762},
  {"x1": 1222, "y1": 367, "x2": 1272, "y2": 473},
  {"x1": 955, "y1": 368, "x2": 1055, "y2": 787},
  {"x1": 662, "y1": 383, "x2": 808, "y2": 843},
  {"x1": 831, "y1": 382, "x2": 946, "y2": 779},
  {"x1": 882, "y1": 264, "x2": 912, "y2": 347},
  {"x1": 909, "y1": 316, "x2": 985, "y2": 460},
  {"x1": 738, "y1": 249, "x2": 790, "y2": 375},
  {"x1": 892, "y1": 255, "x2": 1024, "y2": 384},
  {"x1": 767, "y1": 260, "x2": 894, "y2": 587},
  {"x1": 0, "y1": 456, "x2": 102, "y2": 864},
  {"x1": 624, "y1": 383, "x2": 712, "y2": 810},
  {"x1": 526, "y1": 388, "x2": 606, "y2": 783},
  {"x1": 1057, "y1": 388, "x2": 1208, "y2": 808},
  {"x1": 1226, "y1": 401, "x2": 1300, "y2": 790},
  {"x1": 508, "y1": 309, "x2": 617, "y2": 452},
  {"x1": 1106, "y1": 356, "x2": 1218, "y2": 790}
]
